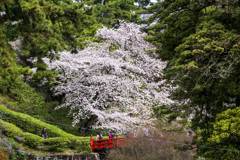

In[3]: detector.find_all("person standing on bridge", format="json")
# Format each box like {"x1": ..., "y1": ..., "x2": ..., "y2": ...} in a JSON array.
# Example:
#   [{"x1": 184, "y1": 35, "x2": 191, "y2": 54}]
[
  {"x1": 109, "y1": 131, "x2": 114, "y2": 139},
  {"x1": 96, "y1": 132, "x2": 102, "y2": 140},
  {"x1": 41, "y1": 127, "x2": 48, "y2": 139}
]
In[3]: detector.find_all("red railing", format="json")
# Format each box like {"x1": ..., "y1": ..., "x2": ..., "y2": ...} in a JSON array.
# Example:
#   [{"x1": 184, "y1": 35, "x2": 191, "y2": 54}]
[
  {"x1": 90, "y1": 137, "x2": 125, "y2": 150},
  {"x1": 90, "y1": 136, "x2": 194, "y2": 150}
]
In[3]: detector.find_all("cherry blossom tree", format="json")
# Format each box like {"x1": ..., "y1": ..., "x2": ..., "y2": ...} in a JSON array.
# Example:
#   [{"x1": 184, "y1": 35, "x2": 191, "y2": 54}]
[{"x1": 43, "y1": 21, "x2": 173, "y2": 132}]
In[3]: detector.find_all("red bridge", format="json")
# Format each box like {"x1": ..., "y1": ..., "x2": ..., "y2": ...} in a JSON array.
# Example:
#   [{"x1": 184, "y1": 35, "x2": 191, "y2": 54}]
[
  {"x1": 90, "y1": 136, "x2": 196, "y2": 150},
  {"x1": 90, "y1": 137, "x2": 125, "y2": 150}
]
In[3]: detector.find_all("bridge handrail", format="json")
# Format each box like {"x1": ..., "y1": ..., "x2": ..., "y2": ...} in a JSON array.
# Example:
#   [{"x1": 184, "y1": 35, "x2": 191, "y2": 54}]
[{"x1": 90, "y1": 137, "x2": 125, "y2": 150}]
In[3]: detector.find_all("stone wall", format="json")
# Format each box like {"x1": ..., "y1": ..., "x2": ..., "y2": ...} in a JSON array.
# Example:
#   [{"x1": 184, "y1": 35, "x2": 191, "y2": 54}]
[
  {"x1": 34, "y1": 154, "x2": 100, "y2": 160},
  {"x1": 13, "y1": 152, "x2": 100, "y2": 160}
]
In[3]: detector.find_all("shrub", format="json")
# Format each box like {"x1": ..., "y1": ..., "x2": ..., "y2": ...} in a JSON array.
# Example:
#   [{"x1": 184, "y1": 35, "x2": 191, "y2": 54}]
[
  {"x1": 0, "y1": 148, "x2": 9, "y2": 160},
  {"x1": 6, "y1": 138, "x2": 20, "y2": 150},
  {"x1": 107, "y1": 138, "x2": 194, "y2": 160},
  {"x1": 0, "y1": 120, "x2": 22, "y2": 138},
  {"x1": 107, "y1": 122, "x2": 195, "y2": 160},
  {"x1": 22, "y1": 133, "x2": 42, "y2": 148},
  {"x1": 0, "y1": 105, "x2": 88, "y2": 141},
  {"x1": 0, "y1": 105, "x2": 92, "y2": 153},
  {"x1": 199, "y1": 107, "x2": 240, "y2": 159},
  {"x1": 7, "y1": 150, "x2": 30, "y2": 160},
  {"x1": 0, "y1": 120, "x2": 43, "y2": 147},
  {"x1": 76, "y1": 140, "x2": 92, "y2": 154},
  {"x1": 0, "y1": 120, "x2": 90, "y2": 152},
  {"x1": 41, "y1": 137, "x2": 68, "y2": 152},
  {"x1": 8, "y1": 79, "x2": 45, "y2": 115}
]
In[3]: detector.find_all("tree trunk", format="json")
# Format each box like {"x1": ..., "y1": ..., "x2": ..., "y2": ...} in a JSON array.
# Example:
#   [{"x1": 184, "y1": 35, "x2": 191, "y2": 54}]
[{"x1": 78, "y1": 115, "x2": 98, "y2": 136}]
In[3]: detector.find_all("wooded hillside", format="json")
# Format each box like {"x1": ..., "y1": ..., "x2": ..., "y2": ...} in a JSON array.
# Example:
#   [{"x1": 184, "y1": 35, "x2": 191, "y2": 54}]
[{"x1": 1, "y1": 0, "x2": 240, "y2": 159}]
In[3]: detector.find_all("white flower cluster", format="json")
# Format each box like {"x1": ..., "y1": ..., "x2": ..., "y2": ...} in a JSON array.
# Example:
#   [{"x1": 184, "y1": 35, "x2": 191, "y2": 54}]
[{"x1": 43, "y1": 21, "x2": 173, "y2": 132}]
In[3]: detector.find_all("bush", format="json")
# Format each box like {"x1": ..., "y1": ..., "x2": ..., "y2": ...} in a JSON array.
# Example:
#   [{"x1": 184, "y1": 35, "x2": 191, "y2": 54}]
[
  {"x1": 0, "y1": 120, "x2": 43, "y2": 148},
  {"x1": 0, "y1": 120, "x2": 22, "y2": 138},
  {"x1": 107, "y1": 122, "x2": 195, "y2": 160},
  {"x1": 199, "y1": 107, "x2": 240, "y2": 159},
  {"x1": 6, "y1": 138, "x2": 20, "y2": 150},
  {"x1": 0, "y1": 120, "x2": 90, "y2": 152},
  {"x1": 0, "y1": 148, "x2": 9, "y2": 160},
  {"x1": 8, "y1": 79, "x2": 45, "y2": 115},
  {"x1": 42, "y1": 137, "x2": 68, "y2": 152},
  {"x1": 22, "y1": 133, "x2": 42, "y2": 148},
  {"x1": 0, "y1": 105, "x2": 88, "y2": 141},
  {"x1": 76, "y1": 140, "x2": 92, "y2": 154},
  {"x1": 7, "y1": 150, "x2": 31, "y2": 160}
]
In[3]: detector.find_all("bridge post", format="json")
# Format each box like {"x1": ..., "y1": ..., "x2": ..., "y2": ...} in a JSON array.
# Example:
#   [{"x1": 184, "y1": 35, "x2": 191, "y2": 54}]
[
  {"x1": 90, "y1": 136, "x2": 94, "y2": 150},
  {"x1": 109, "y1": 138, "x2": 112, "y2": 148},
  {"x1": 116, "y1": 138, "x2": 118, "y2": 147}
]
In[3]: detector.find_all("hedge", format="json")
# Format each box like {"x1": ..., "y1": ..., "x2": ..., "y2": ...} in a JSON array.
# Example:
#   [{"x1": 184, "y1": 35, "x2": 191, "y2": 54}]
[
  {"x1": 0, "y1": 120, "x2": 91, "y2": 153},
  {"x1": 0, "y1": 120, "x2": 43, "y2": 149},
  {"x1": 0, "y1": 105, "x2": 88, "y2": 141},
  {"x1": 0, "y1": 105, "x2": 92, "y2": 153},
  {"x1": 41, "y1": 137, "x2": 68, "y2": 152}
]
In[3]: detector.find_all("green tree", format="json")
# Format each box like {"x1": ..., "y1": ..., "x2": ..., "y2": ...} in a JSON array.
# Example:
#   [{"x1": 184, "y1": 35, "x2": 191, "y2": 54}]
[
  {"x1": 146, "y1": 0, "x2": 205, "y2": 60},
  {"x1": 0, "y1": 23, "x2": 46, "y2": 115},
  {"x1": 172, "y1": 17, "x2": 240, "y2": 137},
  {"x1": 1, "y1": 0, "x2": 96, "y2": 84},
  {"x1": 135, "y1": 0, "x2": 151, "y2": 9},
  {"x1": 90, "y1": 0, "x2": 141, "y2": 26},
  {"x1": 146, "y1": 1, "x2": 240, "y2": 157},
  {"x1": 0, "y1": 0, "x2": 97, "y2": 112},
  {"x1": 0, "y1": 24, "x2": 31, "y2": 93},
  {"x1": 199, "y1": 107, "x2": 240, "y2": 159}
]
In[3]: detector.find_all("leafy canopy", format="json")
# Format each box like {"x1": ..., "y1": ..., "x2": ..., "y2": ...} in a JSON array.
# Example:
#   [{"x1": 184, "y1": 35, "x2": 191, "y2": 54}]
[
  {"x1": 0, "y1": 0, "x2": 97, "y2": 84},
  {"x1": 147, "y1": 1, "x2": 240, "y2": 157},
  {"x1": 199, "y1": 107, "x2": 240, "y2": 159}
]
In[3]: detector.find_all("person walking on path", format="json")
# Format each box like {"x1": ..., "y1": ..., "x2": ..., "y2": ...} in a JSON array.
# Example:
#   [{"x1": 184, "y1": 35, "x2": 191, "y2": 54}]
[{"x1": 41, "y1": 127, "x2": 48, "y2": 139}]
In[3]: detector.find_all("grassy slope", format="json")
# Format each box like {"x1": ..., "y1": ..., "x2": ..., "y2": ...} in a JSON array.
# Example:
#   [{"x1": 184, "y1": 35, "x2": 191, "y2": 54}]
[
  {"x1": 0, "y1": 93, "x2": 81, "y2": 135},
  {"x1": 0, "y1": 93, "x2": 109, "y2": 138},
  {"x1": 0, "y1": 94, "x2": 94, "y2": 154}
]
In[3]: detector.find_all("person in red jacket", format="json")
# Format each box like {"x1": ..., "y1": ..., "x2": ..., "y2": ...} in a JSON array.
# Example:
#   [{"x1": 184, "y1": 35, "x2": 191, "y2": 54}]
[{"x1": 109, "y1": 131, "x2": 114, "y2": 138}]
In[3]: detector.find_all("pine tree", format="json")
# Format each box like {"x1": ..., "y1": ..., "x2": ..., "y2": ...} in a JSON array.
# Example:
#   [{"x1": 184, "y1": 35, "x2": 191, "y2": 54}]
[
  {"x1": 146, "y1": 1, "x2": 240, "y2": 155},
  {"x1": 0, "y1": 0, "x2": 96, "y2": 84},
  {"x1": 0, "y1": 24, "x2": 31, "y2": 93},
  {"x1": 89, "y1": 0, "x2": 141, "y2": 26},
  {"x1": 172, "y1": 18, "x2": 240, "y2": 137},
  {"x1": 146, "y1": 0, "x2": 217, "y2": 60}
]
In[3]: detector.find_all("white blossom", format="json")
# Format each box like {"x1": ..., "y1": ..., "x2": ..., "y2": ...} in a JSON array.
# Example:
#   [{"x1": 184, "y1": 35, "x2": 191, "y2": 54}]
[{"x1": 43, "y1": 21, "x2": 173, "y2": 132}]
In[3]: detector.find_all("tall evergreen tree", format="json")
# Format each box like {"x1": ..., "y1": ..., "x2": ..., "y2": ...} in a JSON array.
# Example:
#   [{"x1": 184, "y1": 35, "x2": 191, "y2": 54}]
[
  {"x1": 172, "y1": 18, "x2": 240, "y2": 137},
  {"x1": 88, "y1": 0, "x2": 141, "y2": 26},
  {"x1": 146, "y1": 0, "x2": 217, "y2": 60},
  {"x1": 0, "y1": 0, "x2": 96, "y2": 85},
  {"x1": 0, "y1": 24, "x2": 31, "y2": 93},
  {"x1": 147, "y1": 1, "x2": 240, "y2": 157}
]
